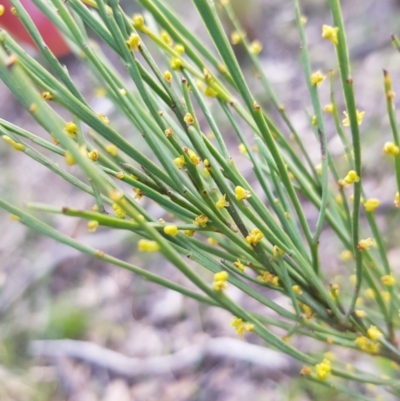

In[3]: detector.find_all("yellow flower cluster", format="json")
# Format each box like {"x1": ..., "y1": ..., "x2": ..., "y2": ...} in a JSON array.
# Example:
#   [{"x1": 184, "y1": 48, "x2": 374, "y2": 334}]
[
  {"x1": 235, "y1": 186, "x2": 251, "y2": 201},
  {"x1": 164, "y1": 225, "x2": 179, "y2": 236},
  {"x1": 355, "y1": 336, "x2": 380, "y2": 354},
  {"x1": 292, "y1": 285, "x2": 302, "y2": 294},
  {"x1": 231, "y1": 317, "x2": 254, "y2": 337},
  {"x1": 367, "y1": 325, "x2": 383, "y2": 341},
  {"x1": 310, "y1": 71, "x2": 326, "y2": 86},
  {"x1": 272, "y1": 245, "x2": 284, "y2": 258},
  {"x1": 126, "y1": 33, "x2": 140, "y2": 51},
  {"x1": 204, "y1": 87, "x2": 218, "y2": 98},
  {"x1": 357, "y1": 238, "x2": 375, "y2": 251},
  {"x1": 383, "y1": 141, "x2": 399, "y2": 155},
  {"x1": 363, "y1": 198, "x2": 380, "y2": 212},
  {"x1": 216, "y1": 194, "x2": 229, "y2": 209},
  {"x1": 88, "y1": 149, "x2": 99, "y2": 161},
  {"x1": 381, "y1": 274, "x2": 396, "y2": 286},
  {"x1": 257, "y1": 271, "x2": 279, "y2": 286},
  {"x1": 339, "y1": 170, "x2": 359, "y2": 188},
  {"x1": 233, "y1": 259, "x2": 245, "y2": 272},
  {"x1": 64, "y1": 122, "x2": 77, "y2": 137},
  {"x1": 194, "y1": 214, "x2": 208, "y2": 227},
  {"x1": 323, "y1": 103, "x2": 334, "y2": 113},
  {"x1": 184, "y1": 113, "x2": 195, "y2": 125},
  {"x1": 246, "y1": 228, "x2": 263, "y2": 246},
  {"x1": 213, "y1": 271, "x2": 229, "y2": 291},
  {"x1": 249, "y1": 40, "x2": 263, "y2": 55},
  {"x1": 315, "y1": 358, "x2": 331, "y2": 381},
  {"x1": 138, "y1": 239, "x2": 160, "y2": 252},
  {"x1": 322, "y1": 25, "x2": 339, "y2": 45},
  {"x1": 105, "y1": 144, "x2": 117, "y2": 156},
  {"x1": 173, "y1": 155, "x2": 186, "y2": 169},
  {"x1": 112, "y1": 204, "x2": 126, "y2": 219},
  {"x1": 87, "y1": 220, "x2": 99, "y2": 233},
  {"x1": 342, "y1": 110, "x2": 365, "y2": 127}
]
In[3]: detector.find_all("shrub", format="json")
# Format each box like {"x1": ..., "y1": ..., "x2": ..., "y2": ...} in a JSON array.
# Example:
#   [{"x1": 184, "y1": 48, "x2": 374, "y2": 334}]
[{"x1": 0, "y1": 0, "x2": 400, "y2": 398}]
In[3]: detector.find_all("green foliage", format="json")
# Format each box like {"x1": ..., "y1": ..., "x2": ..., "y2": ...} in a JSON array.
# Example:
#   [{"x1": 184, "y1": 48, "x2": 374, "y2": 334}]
[{"x1": 0, "y1": 0, "x2": 400, "y2": 398}]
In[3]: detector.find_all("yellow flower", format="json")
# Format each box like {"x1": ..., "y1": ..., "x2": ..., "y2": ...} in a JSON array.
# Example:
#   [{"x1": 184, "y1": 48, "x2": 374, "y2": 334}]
[
  {"x1": 292, "y1": 285, "x2": 302, "y2": 294},
  {"x1": 315, "y1": 359, "x2": 331, "y2": 381},
  {"x1": 233, "y1": 259, "x2": 245, "y2": 272},
  {"x1": 323, "y1": 103, "x2": 334, "y2": 113},
  {"x1": 126, "y1": 33, "x2": 140, "y2": 51},
  {"x1": 365, "y1": 288, "x2": 375, "y2": 299},
  {"x1": 187, "y1": 149, "x2": 201, "y2": 165},
  {"x1": 87, "y1": 220, "x2": 99, "y2": 233},
  {"x1": 132, "y1": 14, "x2": 145, "y2": 29},
  {"x1": 164, "y1": 225, "x2": 179, "y2": 236},
  {"x1": 161, "y1": 30, "x2": 172, "y2": 46},
  {"x1": 112, "y1": 204, "x2": 125, "y2": 219},
  {"x1": 184, "y1": 113, "x2": 195, "y2": 125},
  {"x1": 98, "y1": 113, "x2": 110, "y2": 125},
  {"x1": 42, "y1": 91, "x2": 53, "y2": 100},
  {"x1": 105, "y1": 144, "x2": 117, "y2": 156},
  {"x1": 246, "y1": 228, "x2": 263, "y2": 246},
  {"x1": 174, "y1": 44, "x2": 185, "y2": 54},
  {"x1": 343, "y1": 170, "x2": 359, "y2": 184},
  {"x1": 310, "y1": 71, "x2": 326, "y2": 86},
  {"x1": 231, "y1": 317, "x2": 254, "y2": 337},
  {"x1": 133, "y1": 188, "x2": 144, "y2": 200},
  {"x1": 235, "y1": 186, "x2": 251, "y2": 201},
  {"x1": 299, "y1": 302, "x2": 313, "y2": 319},
  {"x1": 357, "y1": 238, "x2": 375, "y2": 251},
  {"x1": 355, "y1": 309, "x2": 366, "y2": 318},
  {"x1": 88, "y1": 149, "x2": 99, "y2": 161},
  {"x1": 342, "y1": 110, "x2": 365, "y2": 127},
  {"x1": 230, "y1": 31, "x2": 241, "y2": 45},
  {"x1": 138, "y1": 239, "x2": 160, "y2": 252},
  {"x1": 340, "y1": 250, "x2": 353, "y2": 261},
  {"x1": 173, "y1": 155, "x2": 186, "y2": 170},
  {"x1": 238, "y1": 143, "x2": 247, "y2": 154},
  {"x1": 64, "y1": 122, "x2": 77, "y2": 137},
  {"x1": 314, "y1": 164, "x2": 322, "y2": 175},
  {"x1": 170, "y1": 57, "x2": 183, "y2": 70},
  {"x1": 213, "y1": 271, "x2": 229, "y2": 291},
  {"x1": 355, "y1": 336, "x2": 380, "y2": 353},
  {"x1": 383, "y1": 141, "x2": 400, "y2": 156},
  {"x1": 249, "y1": 40, "x2": 263, "y2": 55},
  {"x1": 164, "y1": 71, "x2": 172, "y2": 83},
  {"x1": 322, "y1": 25, "x2": 339, "y2": 45},
  {"x1": 207, "y1": 237, "x2": 218, "y2": 245},
  {"x1": 381, "y1": 274, "x2": 396, "y2": 286},
  {"x1": 367, "y1": 325, "x2": 383, "y2": 341},
  {"x1": 349, "y1": 274, "x2": 356, "y2": 285},
  {"x1": 194, "y1": 214, "x2": 208, "y2": 227},
  {"x1": 204, "y1": 87, "x2": 218, "y2": 97},
  {"x1": 311, "y1": 115, "x2": 317, "y2": 126},
  {"x1": 164, "y1": 127, "x2": 173, "y2": 137},
  {"x1": 184, "y1": 229, "x2": 195, "y2": 237},
  {"x1": 216, "y1": 194, "x2": 229, "y2": 209},
  {"x1": 363, "y1": 198, "x2": 380, "y2": 212},
  {"x1": 272, "y1": 245, "x2": 284, "y2": 258}
]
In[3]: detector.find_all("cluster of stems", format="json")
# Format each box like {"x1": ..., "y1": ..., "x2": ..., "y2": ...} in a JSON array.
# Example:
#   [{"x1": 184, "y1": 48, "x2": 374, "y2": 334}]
[{"x1": 0, "y1": 0, "x2": 399, "y2": 398}]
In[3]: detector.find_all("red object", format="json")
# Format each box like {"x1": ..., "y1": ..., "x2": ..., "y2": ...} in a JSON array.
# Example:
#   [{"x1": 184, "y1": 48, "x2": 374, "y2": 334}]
[{"x1": 0, "y1": 0, "x2": 70, "y2": 57}]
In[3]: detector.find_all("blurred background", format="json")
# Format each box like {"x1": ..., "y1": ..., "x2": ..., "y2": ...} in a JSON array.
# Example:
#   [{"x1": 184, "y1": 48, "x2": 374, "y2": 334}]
[{"x1": 1, "y1": 0, "x2": 400, "y2": 400}]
